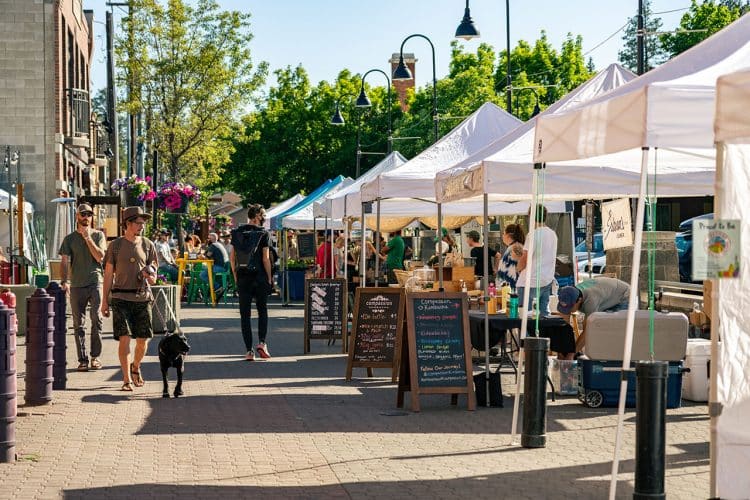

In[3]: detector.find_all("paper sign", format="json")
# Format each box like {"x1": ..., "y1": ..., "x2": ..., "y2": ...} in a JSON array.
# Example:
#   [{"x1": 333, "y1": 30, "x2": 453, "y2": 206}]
[
  {"x1": 601, "y1": 198, "x2": 633, "y2": 250},
  {"x1": 692, "y1": 219, "x2": 741, "y2": 280}
]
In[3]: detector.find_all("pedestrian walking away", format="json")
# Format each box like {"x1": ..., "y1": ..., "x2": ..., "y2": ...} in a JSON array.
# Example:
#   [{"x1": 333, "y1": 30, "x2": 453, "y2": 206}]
[
  {"x1": 59, "y1": 203, "x2": 107, "y2": 371},
  {"x1": 230, "y1": 204, "x2": 273, "y2": 361},
  {"x1": 100, "y1": 206, "x2": 159, "y2": 392}
]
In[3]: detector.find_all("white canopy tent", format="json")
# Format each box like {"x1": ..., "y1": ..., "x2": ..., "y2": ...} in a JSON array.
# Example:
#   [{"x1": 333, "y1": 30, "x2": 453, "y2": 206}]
[
  {"x1": 262, "y1": 194, "x2": 305, "y2": 230},
  {"x1": 531, "y1": 14, "x2": 750, "y2": 499},
  {"x1": 712, "y1": 68, "x2": 750, "y2": 499},
  {"x1": 322, "y1": 151, "x2": 408, "y2": 220},
  {"x1": 360, "y1": 102, "x2": 521, "y2": 203},
  {"x1": 435, "y1": 64, "x2": 638, "y2": 203},
  {"x1": 283, "y1": 178, "x2": 354, "y2": 231}
]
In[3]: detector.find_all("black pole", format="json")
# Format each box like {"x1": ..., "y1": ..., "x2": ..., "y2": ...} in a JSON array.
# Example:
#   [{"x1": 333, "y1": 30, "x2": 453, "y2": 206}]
[
  {"x1": 505, "y1": 0, "x2": 512, "y2": 112},
  {"x1": 105, "y1": 10, "x2": 119, "y2": 189},
  {"x1": 356, "y1": 113, "x2": 361, "y2": 178},
  {"x1": 397, "y1": 34, "x2": 438, "y2": 143},
  {"x1": 634, "y1": 361, "x2": 668, "y2": 499},
  {"x1": 151, "y1": 150, "x2": 158, "y2": 232},
  {"x1": 521, "y1": 336, "x2": 549, "y2": 448},
  {"x1": 637, "y1": 0, "x2": 645, "y2": 75}
]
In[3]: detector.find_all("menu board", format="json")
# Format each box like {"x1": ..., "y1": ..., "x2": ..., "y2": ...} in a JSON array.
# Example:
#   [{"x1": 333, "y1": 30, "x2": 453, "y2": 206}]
[
  {"x1": 297, "y1": 232, "x2": 316, "y2": 259},
  {"x1": 398, "y1": 292, "x2": 475, "y2": 412},
  {"x1": 304, "y1": 278, "x2": 346, "y2": 353},
  {"x1": 346, "y1": 287, "x2": 404, "y2": 382}
]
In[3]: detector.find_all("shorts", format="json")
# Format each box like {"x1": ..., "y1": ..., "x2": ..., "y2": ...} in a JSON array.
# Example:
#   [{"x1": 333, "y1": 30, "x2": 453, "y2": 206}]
[{"x1": 111, "y1": 298, "x2": 153, "y2": 340}]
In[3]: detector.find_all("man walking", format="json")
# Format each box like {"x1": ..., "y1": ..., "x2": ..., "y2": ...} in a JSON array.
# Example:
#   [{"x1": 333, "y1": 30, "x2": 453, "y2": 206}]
[
  {"x1": 100, "y1": 207, "x2": 158, "y2": 391},
  {"x1": 59, "y1": 203, "x2": 107, "y2": 371},
  {"x1": 230, "y1": 204, "x2": 273, "y2": 361}
]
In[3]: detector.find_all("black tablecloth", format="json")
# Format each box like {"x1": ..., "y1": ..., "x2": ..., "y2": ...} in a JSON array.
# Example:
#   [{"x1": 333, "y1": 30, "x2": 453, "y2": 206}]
[{"x1": 468, "y1": 311, "x2": 576, "y2": 354}]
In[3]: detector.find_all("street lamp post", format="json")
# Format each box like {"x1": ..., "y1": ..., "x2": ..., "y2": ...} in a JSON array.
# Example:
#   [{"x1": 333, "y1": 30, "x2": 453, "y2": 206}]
[
  {"x1": 356, "y1": 68, "x2": 393, "y2": 160},
  {"x1": 454, "y1": 1, "x2": 511, "y2": 113},
  {"x1": 392, "y1": 34, "x2": 439, "y2": 144},
  {"x1": 330, "y1": 94, "x2": 361, "y2": 179}
]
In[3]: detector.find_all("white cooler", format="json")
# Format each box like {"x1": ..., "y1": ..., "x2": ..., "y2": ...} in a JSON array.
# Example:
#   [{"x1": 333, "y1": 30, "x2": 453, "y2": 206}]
[{"x1": 682, "y1": 339, "x2": 718, "y2": 402}]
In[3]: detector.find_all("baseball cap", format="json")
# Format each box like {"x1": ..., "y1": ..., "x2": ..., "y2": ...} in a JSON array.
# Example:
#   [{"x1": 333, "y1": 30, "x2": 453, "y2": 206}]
[
  {"x1": 77, "y1": 203, "x2": 93, "y2": 215},
  {"x1": 158, "y1": 228, "x2": 170, "y2": 235},
  {"x1": 557, "y1": 286, "x2": 581, "y2": 314}
]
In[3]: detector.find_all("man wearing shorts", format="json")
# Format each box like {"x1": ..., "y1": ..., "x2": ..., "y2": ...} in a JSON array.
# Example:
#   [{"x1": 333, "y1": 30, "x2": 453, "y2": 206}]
[{"x1": 101, "y1": 206, "x2": 158, "y2": 391}]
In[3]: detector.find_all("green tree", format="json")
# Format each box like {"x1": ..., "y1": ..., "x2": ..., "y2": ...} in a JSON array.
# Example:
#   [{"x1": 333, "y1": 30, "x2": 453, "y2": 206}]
[
  {"x1": 618, "y1": 0, "x2": 666, "y2": 73},
  {"x1": 660, "y1": 0, "x2": 748, "y2": 58},
  {"x1": 117, "y1": 0, "x2": 267, "y2": 188}
]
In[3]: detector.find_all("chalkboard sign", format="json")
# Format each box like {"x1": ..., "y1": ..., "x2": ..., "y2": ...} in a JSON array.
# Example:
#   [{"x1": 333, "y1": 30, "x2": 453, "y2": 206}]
[
  {"x1": 398, "y1": 292, "x2": 475, "y2": 412},
  {"x1": 297, "y1": 232, "x2": 316, "y2": 259},
  {"x1": 304, "y1": 278, "x2": 347, "y2": 354},
  {"x1": 346, "y1": 287, "x2": 405, "y2": 382}
]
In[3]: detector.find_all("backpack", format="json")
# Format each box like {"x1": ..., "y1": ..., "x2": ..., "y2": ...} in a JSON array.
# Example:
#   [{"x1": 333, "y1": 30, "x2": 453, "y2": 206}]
[{"x1": 231, "y1": 225, "x2": 267, "y2": 274}]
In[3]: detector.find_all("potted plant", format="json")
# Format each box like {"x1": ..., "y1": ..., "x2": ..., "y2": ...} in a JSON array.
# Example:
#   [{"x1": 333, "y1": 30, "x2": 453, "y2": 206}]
[
  {"x1": 111, "y1": 175, "x2": 156, "y2": 207},
  {"x1": 210, "y1": 214, "x2": 233, "y2": 234},
  {"x1": 156, "y1": 182, "x2": 201, "y2": 214}
]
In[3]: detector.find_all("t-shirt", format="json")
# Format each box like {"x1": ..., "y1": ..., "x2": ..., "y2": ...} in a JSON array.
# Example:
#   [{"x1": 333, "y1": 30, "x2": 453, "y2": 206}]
[
  {"x1": 103, "y1": 236, "x2": 158, "y2": 302},
  {"x1": 385, "y1": 235, "x2": 405, "y2": 271},
  {"x1": 578, "y1": 277, "x2": 631, "y2": 316},
  {"x1": 154, "y1": 240, "x2": 174, "y2": 267},
  {"x1": 518, "y1": 226, "x2": 557, "y2": 288},
  {"x1": 316, "y1": 242, "x2": 334, "y2": 278},
  {"x1": 470, "y1": 246, "x2": 497, "y2": 277},
  {"x1": 206, "y1": 241, "x2": 229, "y2": 269},
  {"x1": 497, "y1": 243, "x2": 523, "y2": 289},
  {"x1": 58, "y1": 230, "x2": 107, "y2": 287}
]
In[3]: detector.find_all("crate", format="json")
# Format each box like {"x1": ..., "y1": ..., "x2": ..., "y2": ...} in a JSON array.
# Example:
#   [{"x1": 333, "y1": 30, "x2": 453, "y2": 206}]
[{"x1": 577, "y1": 359, "x2": 684, "y2": 409}]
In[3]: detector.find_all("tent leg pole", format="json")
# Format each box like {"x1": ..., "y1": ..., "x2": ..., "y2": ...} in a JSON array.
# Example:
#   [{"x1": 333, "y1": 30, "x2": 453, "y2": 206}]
[
  {"x1": 608, "y1": 147, "x2": 650, "y2": 500},
  {"x1": 375, "y1": 199, "x2": 381, "y2": 287},
  {"x1": 361, "y1": 202, "x2": 366, "y2": 289},
  {"x1": 437, "y1": 203, "x2": 443, "y2": 291},
  {"x1": 511, "y1": 169, "x2": 541, "y2": 443},
  {"x1": 708, "y1": 141, "x2": 725, "y2": 499},
  {"x1": 483, "y1": 193, "x2": 490, "y2": 407}
]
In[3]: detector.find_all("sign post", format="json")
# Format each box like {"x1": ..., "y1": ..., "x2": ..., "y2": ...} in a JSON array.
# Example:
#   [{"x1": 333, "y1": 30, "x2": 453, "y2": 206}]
[
  {"x1": 398, "y1": 292, "x2": 475, "y2": 412},
  {"x1": 303, "y1": 278, "x2": 347, "y2": 353},
  {"x1": 346, "y1": 287, "x2": 405, "y2": 382}
]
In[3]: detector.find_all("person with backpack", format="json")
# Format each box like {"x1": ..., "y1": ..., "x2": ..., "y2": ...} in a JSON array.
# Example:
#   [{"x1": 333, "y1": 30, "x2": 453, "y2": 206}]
[{"x1": 230, "y1": 204, "x2": 273, "y2": 361}]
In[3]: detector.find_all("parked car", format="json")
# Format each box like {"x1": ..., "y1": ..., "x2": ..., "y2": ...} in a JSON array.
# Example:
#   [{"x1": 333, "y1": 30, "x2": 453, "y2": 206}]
[
  {"x1": 676, "y1": 213, "x2": 714, "y2": 283},
  {"x1": 575, "y1": 233, "x2": 605, "y2": 275}
]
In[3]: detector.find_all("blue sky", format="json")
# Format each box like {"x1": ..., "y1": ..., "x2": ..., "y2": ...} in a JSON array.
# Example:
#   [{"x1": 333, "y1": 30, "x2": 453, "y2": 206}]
[{"x1": 85, "y1": 0, "x2": 690, "y2": 94}]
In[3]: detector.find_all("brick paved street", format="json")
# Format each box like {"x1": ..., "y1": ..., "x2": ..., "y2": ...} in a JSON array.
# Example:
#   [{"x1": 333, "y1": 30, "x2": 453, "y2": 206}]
[{"x1": 2, "y1": 298, "x2": 709, "y2": 499}]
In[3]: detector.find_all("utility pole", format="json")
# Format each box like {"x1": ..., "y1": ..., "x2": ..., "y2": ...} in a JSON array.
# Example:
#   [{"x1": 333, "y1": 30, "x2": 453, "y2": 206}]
[
  {"x1": 637, "y1": 0, "x2": 645, "y2": 75},
  {"x1": 107, "y1": 2, "x2": 136, "y2": 178},
  {"x1": 105, "y1": 10, "x2": 120, "y2": 189}
]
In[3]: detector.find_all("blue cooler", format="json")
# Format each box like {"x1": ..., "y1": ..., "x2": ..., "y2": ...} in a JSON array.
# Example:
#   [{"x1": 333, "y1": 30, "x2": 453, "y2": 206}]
[{"x1": 578, "y1": 310, "x2": 689, "y2": 409}]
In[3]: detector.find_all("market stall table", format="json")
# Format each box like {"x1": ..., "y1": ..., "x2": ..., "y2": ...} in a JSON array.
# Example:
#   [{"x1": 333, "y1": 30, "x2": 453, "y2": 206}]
[{"x1": 175, "y1": 258, "x2": 216, "y2": 306}]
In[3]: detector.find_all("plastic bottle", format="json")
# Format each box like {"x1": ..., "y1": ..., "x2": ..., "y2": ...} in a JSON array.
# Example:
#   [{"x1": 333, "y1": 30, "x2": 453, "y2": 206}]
[
  {"x1": 501, "y1": 282, "x2": 511, "y2": 312},
  {"x1": 509, "y1": 292, "x2": 519, "y2": 318},
  {"x1": 488, "y1": 282, "x2": 496, "y2": 298}
]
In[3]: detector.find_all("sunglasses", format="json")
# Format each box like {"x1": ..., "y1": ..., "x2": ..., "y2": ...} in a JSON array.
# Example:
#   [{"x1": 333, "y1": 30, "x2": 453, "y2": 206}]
[{"x1": 79, "y1": 212, "x2": 93, "y2": 217}]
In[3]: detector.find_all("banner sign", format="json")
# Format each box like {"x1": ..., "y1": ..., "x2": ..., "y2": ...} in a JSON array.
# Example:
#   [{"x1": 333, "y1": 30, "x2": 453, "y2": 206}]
[
  {"x1": 602, "y1": 198, "x2": 633, "y2": 251},
  {"x1": 693, "y1": 219, "x2": 741, "y2": 279}
]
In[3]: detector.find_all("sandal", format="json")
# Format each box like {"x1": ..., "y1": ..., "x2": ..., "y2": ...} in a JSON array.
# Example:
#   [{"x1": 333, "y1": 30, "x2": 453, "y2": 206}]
[
  {"x1": 121, "y1": 382, "x2": 134, "y2": 392},
  {"x1": 130, "y1": 363, "x2": 144, "y2": 387}
]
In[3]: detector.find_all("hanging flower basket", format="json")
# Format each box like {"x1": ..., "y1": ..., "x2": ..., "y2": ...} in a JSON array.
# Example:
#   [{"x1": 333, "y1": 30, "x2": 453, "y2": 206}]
[
  {"x1": 156, "y1": 182, "x2": 201, "y2": 214},
  {"x1": 111, "y1": 175, "x2": 156, "y2": 207}
]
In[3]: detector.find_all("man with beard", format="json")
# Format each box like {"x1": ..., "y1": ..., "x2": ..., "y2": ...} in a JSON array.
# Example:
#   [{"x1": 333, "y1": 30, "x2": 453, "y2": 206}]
[{"x1": 59, "y1": 203, "x2": 107, "y2": 371}]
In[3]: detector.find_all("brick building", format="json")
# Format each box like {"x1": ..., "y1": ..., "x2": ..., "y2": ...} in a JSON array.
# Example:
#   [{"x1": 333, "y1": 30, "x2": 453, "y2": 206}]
[
  {"x1": 389, "y1": 53, "x2": 416, "y2": 111},
  {"x1": 0, "y1": 0, "x2": 101, "y2": 257}
]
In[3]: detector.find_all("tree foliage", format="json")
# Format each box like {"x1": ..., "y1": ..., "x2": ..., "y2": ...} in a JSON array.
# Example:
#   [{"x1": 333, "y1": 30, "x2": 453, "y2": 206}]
[
  {"x1": 220, "y1": 33, "x2": 593, "y2": 206},
  {"x1": 116, "y1": 0, "x2": 267, "y2": 188},
  {"x1": 660, "y1": 0, "x2": 748, "y2": 58}
]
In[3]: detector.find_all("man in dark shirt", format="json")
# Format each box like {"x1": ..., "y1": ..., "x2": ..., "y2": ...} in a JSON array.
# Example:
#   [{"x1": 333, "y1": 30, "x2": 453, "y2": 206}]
[{"x1": 466, "y1": 230, "x2": 498, "y2": 278}]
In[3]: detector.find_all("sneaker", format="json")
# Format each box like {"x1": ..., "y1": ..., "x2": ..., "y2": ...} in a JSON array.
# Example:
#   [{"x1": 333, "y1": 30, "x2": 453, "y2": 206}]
[
  {"x1": 77, "y1": 362, "x2": 89, "y2": 372},
  {"x1": 256, "y1": 342, "x2": 271, "y2": 359},
  {"x1": 245, "y1": 350, "x2": 255, "y2": 361},
  {"x1": 90, "y1": 358, "x2": 102, "y2": 370}
]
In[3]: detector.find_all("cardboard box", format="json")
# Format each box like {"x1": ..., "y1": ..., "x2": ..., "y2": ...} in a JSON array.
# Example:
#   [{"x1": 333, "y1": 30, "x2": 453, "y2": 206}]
[
  {"x1": 689, "y1": 311, "x2": 709, "y2": 327},
  {"x1": 703, "y1": 280, "x2": 713, "y2": 319}
]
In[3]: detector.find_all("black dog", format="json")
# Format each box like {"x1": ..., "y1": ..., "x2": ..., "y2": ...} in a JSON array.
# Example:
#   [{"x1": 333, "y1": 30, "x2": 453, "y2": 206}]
[{"x1": 158, "y1": 333, "x2": 191, "y2": 398}]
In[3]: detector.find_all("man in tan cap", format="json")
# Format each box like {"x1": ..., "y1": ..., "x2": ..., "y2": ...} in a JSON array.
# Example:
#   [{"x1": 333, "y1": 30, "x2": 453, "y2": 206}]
[
  {"x1": 101, "y1": 206, "x2": 158, "y2": 391},
  {"x1": 59, "y1": 203, "x2": 107, "y2": 371}
]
